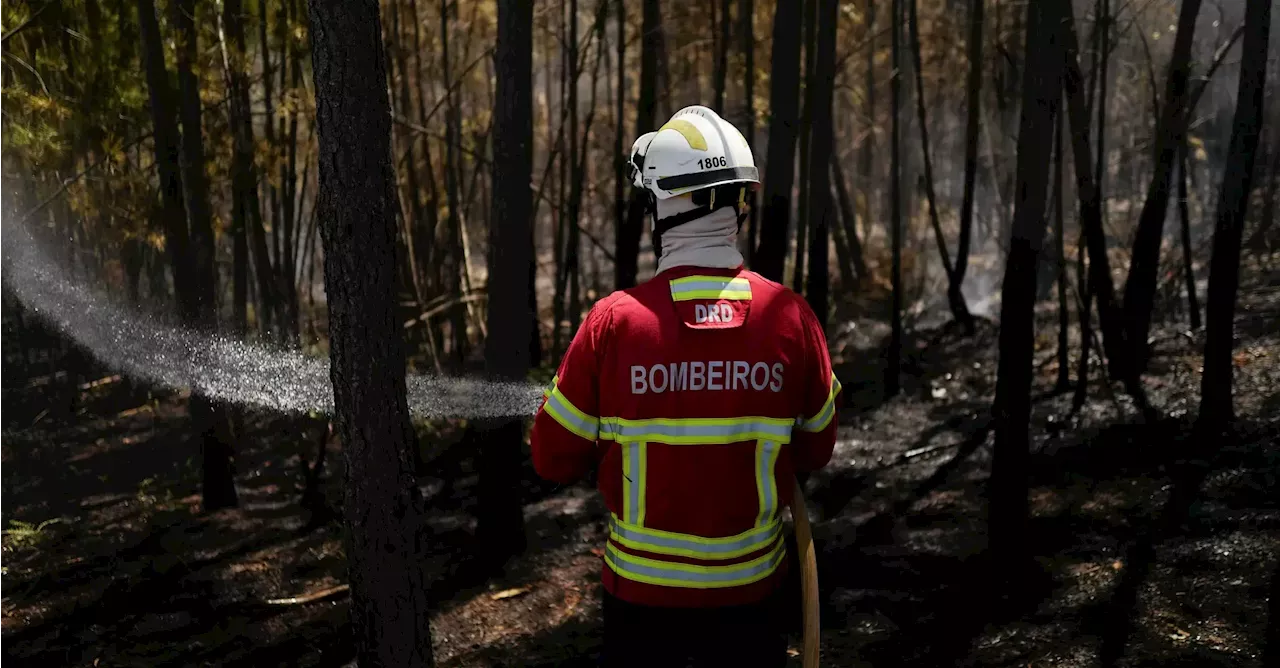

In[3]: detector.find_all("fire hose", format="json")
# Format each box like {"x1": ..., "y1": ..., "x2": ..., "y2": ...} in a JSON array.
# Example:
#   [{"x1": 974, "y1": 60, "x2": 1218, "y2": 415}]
[{"x1": 791, "y1": 478, "x2": 820, "y2": 668}]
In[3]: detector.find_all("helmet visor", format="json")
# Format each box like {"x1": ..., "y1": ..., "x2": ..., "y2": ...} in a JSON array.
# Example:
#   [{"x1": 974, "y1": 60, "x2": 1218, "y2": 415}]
[{"x1": 655, "y1": 166, "x2": 760, "y2": 192}]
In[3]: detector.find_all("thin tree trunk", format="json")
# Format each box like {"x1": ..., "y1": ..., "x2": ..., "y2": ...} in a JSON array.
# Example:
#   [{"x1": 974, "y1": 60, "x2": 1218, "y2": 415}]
[
  {"x1": 832, "y1": 155, "x2": 868, "y2": 281},
  {"x1": 174, "y1": 0, "x2": 238, "y2": 511},
  {"x1": 218, "y1": 0, "x2": 251, "y2": 336},
  {"x1": 753, "y1": 0, "x2": 803, "y2": 281},
  {"x1": 1198, "y1": 0, "x2": 1270, "y2": 432},
  {"x1": 953, "y1": 0, "x2": 983, "y2": 336},
  {"x1": 740, "y1": 0, "x2": 758, "y2": 265},
  {"x1": 616, "y1": 0, "x2": 661, "y2": 289},
  {"x1": 713, "y1": 0, "x2": 731, "y2": 111},
  {"x1": 887, "y1": 0, "x2": 903, "y2": 397},
  {"x1": 991, "y1": 0, "x2": 1061, "y2": 583},
  {"x1": 793, "y1": 0, "x2": 817, "y2": 293},
  {"x1": 308, "y1": 0, "x2": 434, "y2": 664},
  {"x1": 861, "y1": 0, "x2": 877, "y2": 234},
  {"x1": 613, "y1": 0, "x2": 626, "y2": 287},
  {"x1": 910, "y1": 0, "x2": 972, "y2": 329},
  {"x1": 1060, "y1": 1, "x2": 1139, "y2": 397},
  {"x1": 1054, "y1": 95, "x2": 1070, "y2": 392},
  {"x1": 1178, "y1": 139, "x2": 1201, "y2": 330},
  {"x1": 1122, "y1": 0, "x2": 1203, "y2": 371},
  {"x1": 804, "y1": 0, "x2": 838, "y2": 328},
  {"x1": 441, "y1": 0, "x2": 466, "y2": 367},
  {"x1": 136, "y1": 0, "x2": 194, "y2": 321}
]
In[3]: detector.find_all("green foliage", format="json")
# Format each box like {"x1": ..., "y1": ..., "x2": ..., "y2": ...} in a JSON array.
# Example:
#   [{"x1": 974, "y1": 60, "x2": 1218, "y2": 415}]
[{"x1": 2, "y1": 517, "x2": 70, "y2": 551}]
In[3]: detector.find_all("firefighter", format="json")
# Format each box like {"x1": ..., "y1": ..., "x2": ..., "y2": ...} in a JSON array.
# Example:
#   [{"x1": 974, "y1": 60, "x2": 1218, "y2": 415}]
[{"x1": 531, "y1": 105, "x2": 841, "y2": 668}]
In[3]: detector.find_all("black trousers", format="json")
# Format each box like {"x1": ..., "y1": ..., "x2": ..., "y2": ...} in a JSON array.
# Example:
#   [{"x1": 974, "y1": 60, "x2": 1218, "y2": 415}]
[{"x1": 599, "y1": 589, "x2": 788, "y2": 668}]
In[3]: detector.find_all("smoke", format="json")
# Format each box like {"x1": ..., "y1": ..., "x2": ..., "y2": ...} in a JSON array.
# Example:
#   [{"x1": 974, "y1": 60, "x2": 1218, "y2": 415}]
[{"x1": 1, "y1": 219, "x2": 544, "y2": 420}]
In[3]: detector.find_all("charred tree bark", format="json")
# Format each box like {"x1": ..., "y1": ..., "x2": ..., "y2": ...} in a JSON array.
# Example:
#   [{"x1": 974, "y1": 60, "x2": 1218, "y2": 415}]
[
  {"x1": 1178, "y1": 139, "x2": 1201, "y2": 330},
  {"x1": 754, "y1": 0, "x2": 803, "y2": 282},
  {"x1": 441, "y1": 0, "x2": 467, "y2": 367},
  {"x1": 887, "y1": 0, "x2": 903, "y2": 397},
  {"x1": 614, "y1": 0, "x2": 626, "y2": 286},
  {"x1": 1198, "y1": 0, "x2": 1270, "y2": 432},
  {"x1": 174, "y1": 0, "x2": 238, "y2": 511},
  {"x1": 740, "y1": 0, "x2": 758, "y2": 264},
  {"x1": 139, "y1": 0, "x2": 238, "y2": 512},
  {"x1": 713, "y1": 0, "x2": 731, "y2": 112},
  {"x1": 910, "y1": 0, "x2": 972, "y2": 330},
  {"x1": 861, "y1": 0, "x2": 877, "y2": 233},
  {"x1": 1060, "y1": 0, "x2": 1148, "y2": 411},
  {"x1": 991, "y1": 0, "x2": 1061, "y2": 582},
  {"x1": 136, "y1": 0, "x2": 194, "y2": 321},
  {"x1": 307, "y1": 0, "x2": 434, "y2": 664},
  {"x1": 804, "y1": 0, "x2": 838, "y2": 329},
  {"x1": 793, "y1": 0, "x2": 818, "y2": 293},
  {"x1": 616, "y1": 0, "x2": 660, "y2": 289},
  {"x1": 832, "y1": 155, "x2": 868, "y2": 282},
  {"x1": 478, "y1": 0, "x2": 535, "y2": 563},
  {"x1": 953, "y1": 0, "x2": 983, "y2": 337},
  {"x1": 1122, "y1": 0, "x2": 1203, "y2": 371},
  {"x1": 1054, "y1": 96, "x2": 1070, "y2": 392}
]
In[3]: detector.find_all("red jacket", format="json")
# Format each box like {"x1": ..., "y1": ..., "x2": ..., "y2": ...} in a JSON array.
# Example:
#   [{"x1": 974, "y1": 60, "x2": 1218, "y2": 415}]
[{"x1": 530, "y1": 265, "x2": 840, "y2": 608}]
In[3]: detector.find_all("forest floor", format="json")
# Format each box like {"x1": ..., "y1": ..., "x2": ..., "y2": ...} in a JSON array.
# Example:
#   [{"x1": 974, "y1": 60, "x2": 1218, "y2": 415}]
[{"x1": 3, "y1": 263, "x2": 1279, "y2": 667}]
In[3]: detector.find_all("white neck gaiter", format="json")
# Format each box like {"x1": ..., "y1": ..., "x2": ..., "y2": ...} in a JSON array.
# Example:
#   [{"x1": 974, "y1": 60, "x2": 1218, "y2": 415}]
[{"x1": 654, "y1": 196, "x2": 744, "y2": 274}]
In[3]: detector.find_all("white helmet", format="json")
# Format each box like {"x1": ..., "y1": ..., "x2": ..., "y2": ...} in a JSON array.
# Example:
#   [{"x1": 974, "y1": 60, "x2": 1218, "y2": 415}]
[
  {"x1": 627, "y1": 107, "x2": 759, "y2": 258},
  {"x1": 628, "y1": 106, "x2": 759, "y2": 199}
]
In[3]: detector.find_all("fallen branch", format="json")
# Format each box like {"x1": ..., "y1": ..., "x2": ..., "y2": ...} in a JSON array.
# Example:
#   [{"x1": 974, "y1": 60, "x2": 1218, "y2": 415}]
[{"x1": 264, "y1": 583, "x2": 349, "y2": 606}]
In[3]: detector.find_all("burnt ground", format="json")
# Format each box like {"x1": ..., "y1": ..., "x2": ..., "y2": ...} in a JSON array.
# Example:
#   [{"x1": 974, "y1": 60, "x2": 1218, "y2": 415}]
[{"x1": 3, "y1": 265, "x2": 1279, "y2": 667}]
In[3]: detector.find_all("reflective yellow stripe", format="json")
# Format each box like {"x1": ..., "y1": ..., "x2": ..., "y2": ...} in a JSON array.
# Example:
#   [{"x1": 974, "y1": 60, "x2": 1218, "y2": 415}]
[
  {"x1": 604, "y1": 539, "x2": 785, "y2": 589},
  {"x1": 669, "y1": 275, "x2": 753, "y2": 302},
  {"x1": 754, "y1": 440, "x2": 781, "y2": 526},
  {"x1": 599, "y1": 416, "x2": 793, "y2": 445},
  {"x1": 609, "y1": 514, "x2": 781, "y2": 561},
  {"x1": 621, "y1": 442, "x2": 647, "y2": 525},
  {"x1": 542, "y1": 374, "x2": 558, "y2": 401},
  {"x1": 657, "y1": 118, "x2": 708, "y2": 151},
  {"x1": 797, "y1": 373, "x2": 841, "y2": 432},
  {"x1": 541, "y1": 377, "x2": 599, "y2": 441}
]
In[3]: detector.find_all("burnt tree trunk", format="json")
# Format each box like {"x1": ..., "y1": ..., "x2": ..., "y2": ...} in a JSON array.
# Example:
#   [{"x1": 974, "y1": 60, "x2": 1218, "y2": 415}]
[
  {"x1": 953, "y1": 0, "x2": 983, "y2": 337},
  {"x1": 1122, "y1": 0, "x2": 1203, "y2": 370},
  {"x1": 910, "y1": 0, "x2": 972, "y2": 330},
  {"x1": 614, "y1": 0, "x2": 626, "y2": 285},
  {"x1": 1054, "y1": 95, "x2": 1070, "y2": 392},
  {"x1": 804, "y1": 0, "x2": 838, "y2": 329},
  {"x1": 740, "y1": 0, "x2": 758, "y2": 264},
  {"x1": 616, "y1": 0, "x2": 660, "y2": 289},
  {"x1": 793, "y1": 0, "x2": 818, "y2": 293},
  {"x1": 138, "y1": 0, "x2": 238, "y2": 512},
  {"x1": 1198, "y1": 0, "x2": 1270, "y2": 432},
  {"x1": 887, "y1": 0, "x2": 903, "y2": 396},
  {"x1": 307, "y1": 0, "x2": 434, "y2": 664},
  {"x1": 1060, "y1": 0, "x2": 1151, "y2": 415},
  {"x1": 991, "y1": 0, "x2": 1061, "y2": 582},
  {"x1": 1178, "y1": 139, "x2": 1201, "y2": 330},
  {"x1": 174, "y1": 0, "x2": 238, "y2": 510},
  {"x1": 713, "y1": 0, "x2": 731, "y2": 111},
  {"x1": 477, "y1": 0, "x2": 535, "y2": 563},
  {"x1": 753, "y1": 0, "x2": 802, "y2": 281}
]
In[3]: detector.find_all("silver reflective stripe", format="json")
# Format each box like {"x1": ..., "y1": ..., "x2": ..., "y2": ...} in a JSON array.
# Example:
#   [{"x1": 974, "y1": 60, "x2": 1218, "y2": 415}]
[
  {"x1": 607, "y1": 419, "x2": 792, "y2": 443},
  {"x1": 797, "y1": 375, "x2": 841, "y2": 432},
  {"x1": 624, "y1": 442, "x2": 643, "y2": 524},
  {"x1": 670, "y1": 278, "x2": 751, "y2": 293},
  {"x1": 756, "y1": 440, "x2": 779, "y2": 526},
  {"x1": 609, "y1": 516, "x2": 780, "y2": 557},
  {"x1": 545, "y1": 390, "x2": 599, "y2": 439},
  {"x1": 606, "y1": 543, "x2": 785, "y2": 586}
]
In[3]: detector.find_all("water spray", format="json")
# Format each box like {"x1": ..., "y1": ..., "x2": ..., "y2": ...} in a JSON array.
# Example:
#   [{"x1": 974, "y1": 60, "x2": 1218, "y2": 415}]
[{"x1": 2, "y1": 220, "x2": 545, "y2": 419}]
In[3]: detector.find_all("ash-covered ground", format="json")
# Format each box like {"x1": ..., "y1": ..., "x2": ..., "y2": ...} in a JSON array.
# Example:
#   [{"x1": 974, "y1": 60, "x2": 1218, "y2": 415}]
[{"x1": 3, "y1": 264, "x2": 1278, "y2": 667}]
